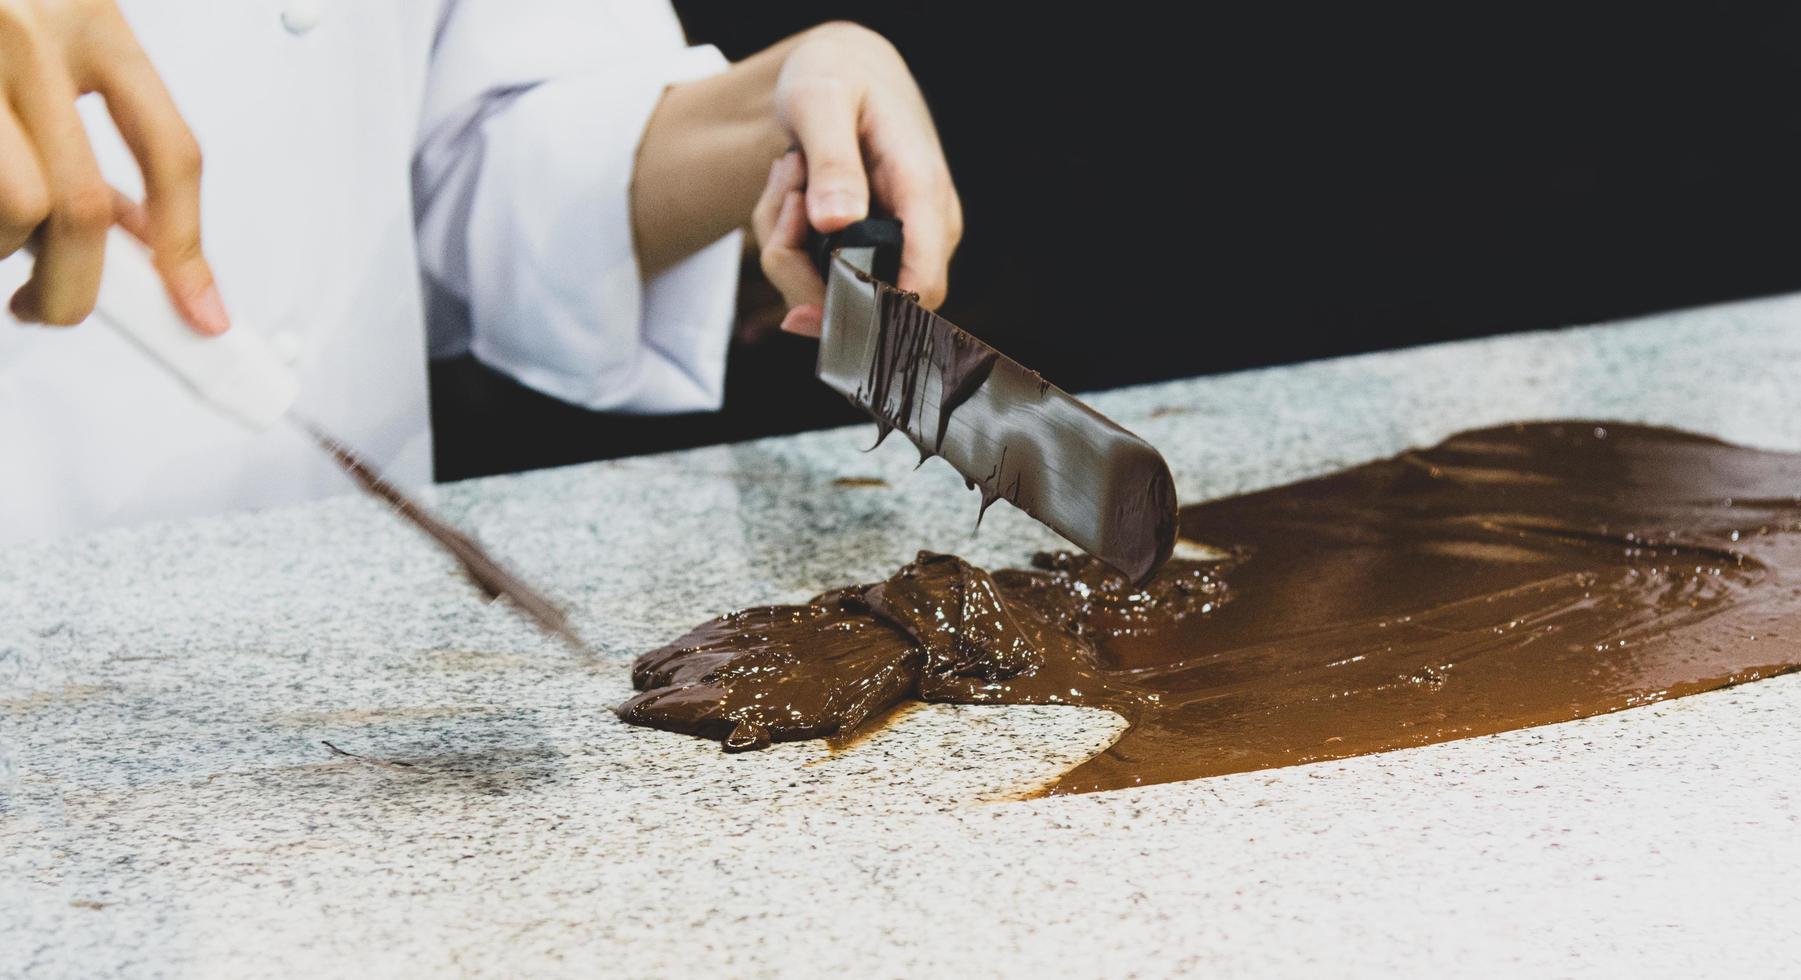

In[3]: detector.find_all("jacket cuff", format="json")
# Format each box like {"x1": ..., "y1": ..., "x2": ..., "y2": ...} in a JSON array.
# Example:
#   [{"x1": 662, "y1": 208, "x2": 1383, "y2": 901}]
[{"x1": 464, "y1": 44, "x2": 741, "y2": 413}]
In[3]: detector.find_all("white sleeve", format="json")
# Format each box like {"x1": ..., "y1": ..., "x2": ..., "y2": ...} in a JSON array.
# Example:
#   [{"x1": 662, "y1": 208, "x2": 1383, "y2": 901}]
[{"x1": 414, "y1": 0, "x2": 743, "y2": 413}]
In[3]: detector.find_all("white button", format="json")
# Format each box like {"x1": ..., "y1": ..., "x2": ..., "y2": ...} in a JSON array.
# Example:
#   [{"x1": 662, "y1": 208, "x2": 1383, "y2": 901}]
[{"x1": 281, "y1": 1, "x2": 321, "y2": 35}]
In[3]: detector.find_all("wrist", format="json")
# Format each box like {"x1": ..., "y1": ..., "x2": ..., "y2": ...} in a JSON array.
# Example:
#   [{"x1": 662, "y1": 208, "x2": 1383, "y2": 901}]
[{"x1": 632, "y1": 48, "x2": 786, "y2": 275}]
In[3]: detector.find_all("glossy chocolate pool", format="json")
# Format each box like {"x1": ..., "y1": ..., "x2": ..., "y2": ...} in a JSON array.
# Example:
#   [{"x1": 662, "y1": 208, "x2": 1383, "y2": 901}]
[{"x1": 619, "y1": 423, "x2": 1801, "y2": 794}]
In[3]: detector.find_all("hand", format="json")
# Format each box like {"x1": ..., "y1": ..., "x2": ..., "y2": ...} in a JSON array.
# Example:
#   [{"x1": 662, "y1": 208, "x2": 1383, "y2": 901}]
[
  {"x1": 757, "y1": 24, "x2": 962, "y2": 337},
  {"x1": 0, "y1": 0, "x2": 225, "y2": 332},
  {"x1": 634, "y1": 22, "x2": 960, "y2": 338}
]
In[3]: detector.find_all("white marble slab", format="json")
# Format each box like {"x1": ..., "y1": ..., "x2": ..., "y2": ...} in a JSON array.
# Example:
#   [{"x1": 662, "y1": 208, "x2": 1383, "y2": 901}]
[{"x1": 5, "y1": 295, "x2": 1801, "y2": 977}]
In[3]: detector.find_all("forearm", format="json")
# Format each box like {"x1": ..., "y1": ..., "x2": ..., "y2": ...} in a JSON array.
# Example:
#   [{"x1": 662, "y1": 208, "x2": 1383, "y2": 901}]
[{"x1": 629, "y1": 33, "x2": 803, "y2": 277}]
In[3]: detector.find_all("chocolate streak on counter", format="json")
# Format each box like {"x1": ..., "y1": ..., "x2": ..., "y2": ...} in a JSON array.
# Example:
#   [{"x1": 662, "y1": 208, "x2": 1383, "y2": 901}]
[
  {"x1": 307, "y1": 427, "x2": 590, "y2": 656},
  {"x1": 620, "y1": 423, "x2": 1801, "y2": 794}
]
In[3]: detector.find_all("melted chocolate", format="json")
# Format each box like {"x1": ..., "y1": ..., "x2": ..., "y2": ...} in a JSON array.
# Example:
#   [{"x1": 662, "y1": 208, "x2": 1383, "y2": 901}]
[
  {"x1": 619, "y1": 423, "x2": 1801, "y2": 794},
  {"x1": 818, "y1": 256, "x2": 1176, "y2": 583},
  {"x1": 861, "y1": 286, "x2": 1001, "y2": 457}
]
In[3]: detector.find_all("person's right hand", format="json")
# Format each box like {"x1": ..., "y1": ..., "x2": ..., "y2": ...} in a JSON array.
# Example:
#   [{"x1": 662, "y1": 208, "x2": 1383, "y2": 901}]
[
  {"x1": 1, "y1": 0, "x2": 225, "y2": 332},
  {"x1": 752, "y1": 24, "x2": 961, "y2": 338}
]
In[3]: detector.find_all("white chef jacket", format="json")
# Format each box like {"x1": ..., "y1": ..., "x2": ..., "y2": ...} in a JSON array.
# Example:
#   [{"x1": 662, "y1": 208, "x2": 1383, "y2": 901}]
[{"x1": 0, "y1": 0, "x2": 742, "y2": 547}]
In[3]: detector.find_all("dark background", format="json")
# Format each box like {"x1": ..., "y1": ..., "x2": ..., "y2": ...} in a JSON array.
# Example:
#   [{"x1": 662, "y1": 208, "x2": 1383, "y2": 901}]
[{"x1": 431, "y1": 4, "x2": 1801, "y2": 480}]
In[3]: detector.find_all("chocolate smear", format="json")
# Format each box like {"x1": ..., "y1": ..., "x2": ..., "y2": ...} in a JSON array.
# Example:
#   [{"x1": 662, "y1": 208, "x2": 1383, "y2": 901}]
[
  {"x1": 305, "y1": 424, "x2": 591, "y2": 657},
  {"x1": 619, "y1": 422, "x2": 1801, "y2": 794}
]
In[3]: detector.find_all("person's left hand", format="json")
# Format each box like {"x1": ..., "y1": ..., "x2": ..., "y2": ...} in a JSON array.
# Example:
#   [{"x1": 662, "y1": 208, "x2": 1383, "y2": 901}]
[{"x1": 751, "y1": 24, "x2": 962, "y2": 337}]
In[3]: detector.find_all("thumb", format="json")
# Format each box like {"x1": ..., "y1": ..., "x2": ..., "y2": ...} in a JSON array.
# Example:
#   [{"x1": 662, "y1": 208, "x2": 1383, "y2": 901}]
[{"x1": 785, "y1": 81, "x2": 868, "y2": 232}]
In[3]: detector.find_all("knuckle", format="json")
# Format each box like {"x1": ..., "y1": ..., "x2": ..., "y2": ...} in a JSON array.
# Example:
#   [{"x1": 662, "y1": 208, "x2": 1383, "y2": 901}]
[
  {"x1": 158, "y1": 130, "x2": 203, "y2": 183},
  {"x1": 889, "y1": 153, "x2": 933, "y2": 180},
  {"x1": 159, "y1": 235, "x2": 205, "y2": 273},
  {"x1": 157, "y1": 219, "x2": 206, "y2": 265},
  {"x1": 758, "y1": 245, "x2": 784, "y2": 282},
  {"x1": 750, "y1": 218, "x2": 777, "y2": 249},
  {"x1": 0, "y1": 5, "x2": 37, "y2": 46},
  {"x1": 0, "y1": 180, "x2": 51, "y2": 231},
  {"x1": 759, "y1": 248, "x2": 817, "y2": 300},
  {"x1": 812, "y1": 21, "x2": 890, "y2": 53},
  {"x1": 789, "y1": 74, "x2": 855, "y2": 109},
  {"x1": 57, "y1": 182, "x2": 114, "y2": 234}
]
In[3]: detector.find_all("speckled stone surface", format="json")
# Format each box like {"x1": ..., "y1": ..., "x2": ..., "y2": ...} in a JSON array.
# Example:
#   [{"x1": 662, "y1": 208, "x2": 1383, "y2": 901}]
[{"x1": 6, "y1": 297, "x2": 1801, "y2": 978}]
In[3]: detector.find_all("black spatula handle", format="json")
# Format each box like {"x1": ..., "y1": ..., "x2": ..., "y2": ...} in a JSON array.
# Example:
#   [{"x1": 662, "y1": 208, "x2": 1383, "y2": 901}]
[{"x1": 807, "y1": 217, "x2": 903, "y2": 284}]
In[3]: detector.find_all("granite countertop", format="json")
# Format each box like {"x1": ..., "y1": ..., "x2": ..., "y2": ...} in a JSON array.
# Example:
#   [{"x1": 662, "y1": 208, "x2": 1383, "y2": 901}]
[{"x1": 5, "y1": 296, "x2": 1801, "y2": 977}]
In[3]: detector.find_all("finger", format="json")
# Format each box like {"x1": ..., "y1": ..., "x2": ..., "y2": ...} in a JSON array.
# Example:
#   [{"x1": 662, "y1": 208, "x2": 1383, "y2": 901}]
[
  {"x1": 111, "y1": 186, "x2": 149, "y2": 243},
  {"x1": 8, "y1": 48, "x2": 109, "y2": 326},
  {"x1": 750, "y1": 150, "x2": 804, "y2": 246},
  {"x1": 885, "y1": 170, "x2": 960, "y2": 309},
  {"x1": 76, "y1": 16, "x2": 227, "y2": 335},
  {"x1": 779, "y1": 303, "x2": 823, "y2": 338},
  {"x1": 0, "y1": 101, "x2": 50, "y2": 259},
  {"x1": 785, "y1": 80, "x2": 868, "y2": 232},
  {"x1": 759, "y1": 189, "x2": 825, "y2": 313}
]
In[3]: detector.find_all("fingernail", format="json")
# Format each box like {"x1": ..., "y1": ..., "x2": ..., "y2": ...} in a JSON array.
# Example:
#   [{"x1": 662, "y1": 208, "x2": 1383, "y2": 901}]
[{"x1": 185, "y1": 284, "x2": 230, "y2": 335}]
